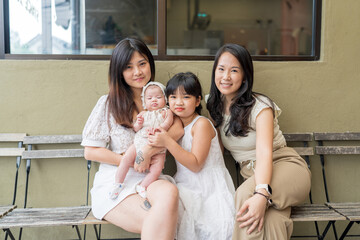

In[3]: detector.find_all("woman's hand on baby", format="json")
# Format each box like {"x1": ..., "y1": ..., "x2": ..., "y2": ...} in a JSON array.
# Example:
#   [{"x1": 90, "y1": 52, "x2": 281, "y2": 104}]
[
  {"x1": 236, "y1": 194, "x2": 268, "y2": 234},
  {"x1": 146, "y1": 127, "x2": 156, "y2": 135},
  {"x1": 148, "y1": 127, "x2": 169, "y2": 148}
]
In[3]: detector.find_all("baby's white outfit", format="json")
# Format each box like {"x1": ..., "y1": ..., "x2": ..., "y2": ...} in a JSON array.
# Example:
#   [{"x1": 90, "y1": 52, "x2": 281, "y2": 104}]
[
  {"x1": 175, "y1": 115, "x2": 235, "y2": 240},
  {"x1": 134, "y1": 107, "x2": 168, "y2": 154}
]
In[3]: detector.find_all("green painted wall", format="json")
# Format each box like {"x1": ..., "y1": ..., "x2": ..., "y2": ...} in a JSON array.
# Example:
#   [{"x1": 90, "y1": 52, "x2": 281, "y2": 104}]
[{"x1": 1, "y1": 1, "x2": 360, "y2": 239}]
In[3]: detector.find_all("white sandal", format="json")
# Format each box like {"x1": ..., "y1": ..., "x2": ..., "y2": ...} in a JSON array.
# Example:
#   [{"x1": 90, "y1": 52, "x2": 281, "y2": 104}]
[
  {"x1": 135, "y1": 185, "x2": 147, "y2": 199},
  {"x1": 109, "y1": 183, "x2": 125, "y2": 200}
]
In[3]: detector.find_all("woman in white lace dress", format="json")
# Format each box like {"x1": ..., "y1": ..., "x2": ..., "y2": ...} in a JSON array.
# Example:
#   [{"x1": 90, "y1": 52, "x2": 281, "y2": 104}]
[{"x1": 81, "y1": 38, "x2": 183, "y2": 240}]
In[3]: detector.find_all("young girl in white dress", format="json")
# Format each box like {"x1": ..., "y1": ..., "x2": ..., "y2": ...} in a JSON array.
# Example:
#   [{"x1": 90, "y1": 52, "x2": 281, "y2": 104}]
[
  {"x1": 109, "y1": 81, "x2": 173, "y2": 199},
  {"x1": 148, "y1": 72, "x2": 235, "y2": 240}
]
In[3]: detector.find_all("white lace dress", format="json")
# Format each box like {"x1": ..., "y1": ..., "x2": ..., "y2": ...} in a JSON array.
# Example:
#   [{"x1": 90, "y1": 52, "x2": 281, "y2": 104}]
[
  {"x1": 81, "y1": 95, "x2": 173, "y2": 219},
  {"x1": 175, "y1": 116, "x2": 235, "y2": 240}
]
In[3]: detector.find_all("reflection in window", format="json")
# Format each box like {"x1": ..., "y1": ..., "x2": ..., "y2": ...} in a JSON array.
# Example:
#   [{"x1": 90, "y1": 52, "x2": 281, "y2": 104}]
[
  {"x1": 9, "y1": 0, "x2": 157, "y2": 55},
  {"x1": 167, "y1": 0, "x2": 314, "y2": 56},
  {"x1": 6, "y1": 0, "x2": 319, "y2": 58},
  {"x1": 85, "y1": 0, "x2": 157, "y2": 55}
]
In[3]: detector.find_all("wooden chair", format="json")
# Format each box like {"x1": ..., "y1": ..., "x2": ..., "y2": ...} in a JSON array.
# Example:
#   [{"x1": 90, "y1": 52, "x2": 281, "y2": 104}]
[
  {"x1": 0, "y1": 135, "x2": 90, "y2": 240},
  {"x1": 315, "y1": 132, "x2": 360, "y2": 240},
  {"x1": 0, "y1": 133, "x2": 26, "y2": 240},
  {"x1": 273, "y1": 133, "x2": 347, "y2": 240},
  {"x1": 0, "y1": 134, "x2": 139, "y2": 240}
]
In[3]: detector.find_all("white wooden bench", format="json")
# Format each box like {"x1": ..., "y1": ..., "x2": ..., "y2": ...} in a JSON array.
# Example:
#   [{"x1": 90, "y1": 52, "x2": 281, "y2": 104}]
[
  {"x1": 0, "y1": 135, "x2": 115, "y2": 240},
  {"x1": 2, "y1": 132, "x2": 359, "y2": 239}
]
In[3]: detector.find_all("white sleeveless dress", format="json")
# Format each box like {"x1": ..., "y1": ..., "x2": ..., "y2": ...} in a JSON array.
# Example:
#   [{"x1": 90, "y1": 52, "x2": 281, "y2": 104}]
[{"x1": 175, "y1": 116, "x2": 235, "y2": 240}]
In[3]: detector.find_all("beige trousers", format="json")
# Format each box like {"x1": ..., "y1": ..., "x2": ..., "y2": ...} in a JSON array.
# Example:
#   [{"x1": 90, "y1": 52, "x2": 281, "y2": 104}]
[{"x1": 232, "y1": 147, "x2": 311, "y2": 240}]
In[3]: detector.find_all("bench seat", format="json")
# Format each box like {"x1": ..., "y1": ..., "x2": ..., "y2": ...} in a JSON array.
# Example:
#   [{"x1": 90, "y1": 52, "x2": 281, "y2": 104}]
[
  {"x1": 82, "y1": 211, "x2": 109, "y2": 225},
  {"x1": 0, "y1": 206, "x2": 17, "y2": 218},
  {"x1": 0, "y1": 206, "x2": 91, "y2": 229},
  {"x1": 326, "y1": 202, "x2": 360, "y2": 221},
  {"x1": 291, "y1": 203, "x2": 346, "y2": 222}
]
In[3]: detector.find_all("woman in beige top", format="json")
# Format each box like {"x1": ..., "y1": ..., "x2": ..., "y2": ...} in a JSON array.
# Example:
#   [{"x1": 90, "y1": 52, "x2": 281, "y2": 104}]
[{"x1": 206, "y1": 43, "x2": 311, "y2": 240}]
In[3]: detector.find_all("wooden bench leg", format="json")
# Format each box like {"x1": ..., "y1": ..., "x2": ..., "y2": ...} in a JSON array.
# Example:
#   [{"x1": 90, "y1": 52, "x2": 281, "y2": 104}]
[
  {"x1": 339, "y1": 221, "x2": 355, "y2": 240},
  {"x1": 331, "y1": 221, "x2": 339, "y2": 240},
  {"x1": 3, "y1": 229, "x2": 15, "y2": 240},
  {"x1": 320, "y1": 221, "x2": 336, "y2": 239},
  {"x1": 93, "y1": 224, "x2": 102, "y2": 240},
  {"x1": 72, "y1": 225, "x2": 82, "y2": 240}
]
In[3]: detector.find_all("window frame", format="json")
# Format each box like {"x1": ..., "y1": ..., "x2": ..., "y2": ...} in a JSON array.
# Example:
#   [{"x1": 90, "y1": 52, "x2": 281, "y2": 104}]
[{"x1": 0, "y1": 0, "x2": 322, "y2": 61}]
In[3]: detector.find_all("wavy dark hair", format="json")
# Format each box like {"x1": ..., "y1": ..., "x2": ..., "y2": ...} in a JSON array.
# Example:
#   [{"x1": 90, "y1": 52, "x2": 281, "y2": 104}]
[
  {"x1": 166, "y1": 72, "x2": 203, "y2": 115},
  {"x1": 107, "y1": 38, "x2": 155, "y2": 128},
  {"x1": 206, "y1": 43, "x2": 274, "y2": 137}
]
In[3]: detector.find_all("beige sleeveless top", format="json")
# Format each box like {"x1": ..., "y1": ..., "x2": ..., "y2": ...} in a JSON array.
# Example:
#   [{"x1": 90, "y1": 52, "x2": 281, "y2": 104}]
[{"x1": 219, "y1": 95, "x2": 286, "y2": 169}]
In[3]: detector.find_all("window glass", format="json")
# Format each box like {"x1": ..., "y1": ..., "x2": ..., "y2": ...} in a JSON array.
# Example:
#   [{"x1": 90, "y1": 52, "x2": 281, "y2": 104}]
[
  {"x1": 167, "y1": 0, "x2": 314, "y2": 56},
  {"x1": 9, "y1": 0, "x2": 157, "y2": 55}
]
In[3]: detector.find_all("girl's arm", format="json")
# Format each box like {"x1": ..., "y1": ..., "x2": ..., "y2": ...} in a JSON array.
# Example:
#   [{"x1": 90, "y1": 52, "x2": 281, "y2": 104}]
[
  {"x1": 159, "y1": 109, "x2": 174, "y2": 131},
  {"x1": 236, "y1": 108, "x2": 274, "y2": 234},
  {"x1": 160, "y1": 115, "x2": 183, "y2": 142},
  {"x1": 84, "y1": 146, "x2": 123, "y2": 165},
  {"x1": 148, "y1": 118, "x2": 215, "y2": 172}
]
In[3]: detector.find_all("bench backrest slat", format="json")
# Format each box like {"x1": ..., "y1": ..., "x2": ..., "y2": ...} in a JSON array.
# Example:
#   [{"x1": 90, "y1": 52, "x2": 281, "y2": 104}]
[
  {"x1": 293, "y1": 147, "x2": 314, "y2": 156},
  {"x1": 22, "y1": 149, "x2": 84, "y2": 159},
  {"x1": 23, "y1": 135, "x2": 82, "y2": 145},
  {"x1": 0, "y1": 148, "x2": 25, "y2": 157},
  {"x1": 283, "y1": 133, "x2": 313, "y2": 142},
  {"x1": 315, "y1": 146, "x2": 360, "y2": 155},
  {"x1": 315, "y1": 132, "x2": 360, "y2": 155},
  {"x1": 0, "y1": 133, "x2": 26, "y2": 142},
  {"x1": 283, "y1": 133, "x2": 314, "y2": 157},
  {"x1": 314, "y1": 132, "x2": 360, "y2": 141}
]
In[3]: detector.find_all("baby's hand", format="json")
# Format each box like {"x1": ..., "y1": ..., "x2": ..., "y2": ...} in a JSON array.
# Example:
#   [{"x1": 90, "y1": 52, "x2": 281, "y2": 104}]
[{"x1": 136, "y1": 115, "x2": 144, "y2": 127}]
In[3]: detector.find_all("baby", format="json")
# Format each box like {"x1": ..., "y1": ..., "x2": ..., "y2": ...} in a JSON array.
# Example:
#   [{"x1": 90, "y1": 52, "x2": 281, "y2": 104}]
[{"x1": 109, "y1": 82, "x2": 173, "y2": 199}]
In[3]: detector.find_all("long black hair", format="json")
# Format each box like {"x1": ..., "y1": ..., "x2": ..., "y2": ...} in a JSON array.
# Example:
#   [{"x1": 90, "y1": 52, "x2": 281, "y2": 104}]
[
  {"x1": 107, "y1": 38, "x2": 155, "y2": 128},
  {"x1": 166, "y1": 72, "x2": 203, "y2": 115},
  {"x1": 206, "y1": 43, "x2": 274, "y2": 137}
]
